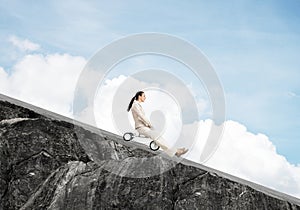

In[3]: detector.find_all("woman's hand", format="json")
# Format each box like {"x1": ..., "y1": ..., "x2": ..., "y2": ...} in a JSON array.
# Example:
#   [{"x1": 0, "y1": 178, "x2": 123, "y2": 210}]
[{"x1": 148, "y1": 124, "x2": 154, "y2": 129}]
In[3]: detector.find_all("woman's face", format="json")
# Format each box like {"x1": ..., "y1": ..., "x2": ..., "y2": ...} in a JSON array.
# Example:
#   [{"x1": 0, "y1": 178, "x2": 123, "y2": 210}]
[{"x1": 140, "y1": 93, "x2": 146, "y2": 102}]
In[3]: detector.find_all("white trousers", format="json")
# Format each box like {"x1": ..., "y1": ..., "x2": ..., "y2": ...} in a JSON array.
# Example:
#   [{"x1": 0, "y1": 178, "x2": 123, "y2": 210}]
[{"x1": 136, "y1": 126, "x2": 176, "y2": 157}]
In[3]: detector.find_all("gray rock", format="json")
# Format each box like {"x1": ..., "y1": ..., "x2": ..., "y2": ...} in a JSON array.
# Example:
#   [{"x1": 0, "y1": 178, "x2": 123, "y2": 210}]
[{"x1": 0, "y1": 94, "x2": 300, "y2": 210}]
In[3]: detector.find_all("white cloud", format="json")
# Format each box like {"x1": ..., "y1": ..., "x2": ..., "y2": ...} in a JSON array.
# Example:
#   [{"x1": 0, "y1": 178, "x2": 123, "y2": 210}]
[
  {"x1": 287, "y1": 91, "x2": 300, "y2": 98},
  {"x1": 93, "y1": 75, "x2": 128, "y2": 132},
  {"x1": 187, "y1": 120, "x2": 300, "y2": 198},
  {"x1": 0, "y1": 53, "x2": 86, "y2": 116},
  {"x1": 8, "y1": 35, "x2": 40, "y2": 52}
]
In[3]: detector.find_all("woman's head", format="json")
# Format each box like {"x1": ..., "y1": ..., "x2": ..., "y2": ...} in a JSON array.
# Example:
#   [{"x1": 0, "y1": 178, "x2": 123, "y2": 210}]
[
  {"x1": 135, "y1": 91, "x2": 145, "y2": 101},
  {"x1": 127, "y1": 91, "x2": 145, "y2": 112},
  {"x1": 137, "y1": 91, "x2": 146, "y2": 102}
]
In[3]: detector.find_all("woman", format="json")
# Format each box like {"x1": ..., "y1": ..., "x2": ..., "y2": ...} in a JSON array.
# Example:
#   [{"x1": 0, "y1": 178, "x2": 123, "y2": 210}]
[{"x1": 127, "y1": 91, "x2": 188, "y2": 157}]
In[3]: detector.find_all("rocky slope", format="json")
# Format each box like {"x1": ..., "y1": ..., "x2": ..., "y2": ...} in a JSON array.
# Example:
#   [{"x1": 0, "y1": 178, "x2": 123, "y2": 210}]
[{"x1": 0, "y1": 94, "x2": 300, "y2": 210}]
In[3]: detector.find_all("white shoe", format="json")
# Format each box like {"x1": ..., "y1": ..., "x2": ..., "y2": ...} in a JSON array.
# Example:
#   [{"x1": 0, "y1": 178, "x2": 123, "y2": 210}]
[{"x1": 175, "y1": 148, "x2": 188, "y2": 157}]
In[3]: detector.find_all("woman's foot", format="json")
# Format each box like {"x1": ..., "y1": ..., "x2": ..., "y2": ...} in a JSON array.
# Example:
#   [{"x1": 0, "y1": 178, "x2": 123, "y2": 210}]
[{"x1": 175, "y1": 148, "x2": 188, "y2": 157}]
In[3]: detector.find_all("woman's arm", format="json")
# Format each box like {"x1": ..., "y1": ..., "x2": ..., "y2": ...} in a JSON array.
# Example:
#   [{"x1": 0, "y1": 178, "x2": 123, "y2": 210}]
[{"x1": 131, "y1": 103, "x2": 152, "y2": 127}]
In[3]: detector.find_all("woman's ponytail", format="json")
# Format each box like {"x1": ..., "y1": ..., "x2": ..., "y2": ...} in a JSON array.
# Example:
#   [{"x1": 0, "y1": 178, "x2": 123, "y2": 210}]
[
  {"x1": 127, "y1": 91, "x2": 144, "y2": 112},
  {"x1": 127, "y1": 96, "x2": 136, "y2": 112}
]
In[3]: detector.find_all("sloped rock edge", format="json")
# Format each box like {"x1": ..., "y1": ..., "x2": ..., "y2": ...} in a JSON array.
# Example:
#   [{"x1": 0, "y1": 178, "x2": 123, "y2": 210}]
[{"x1": 0, "y1": 93, "x2": 300, "y2": 209}]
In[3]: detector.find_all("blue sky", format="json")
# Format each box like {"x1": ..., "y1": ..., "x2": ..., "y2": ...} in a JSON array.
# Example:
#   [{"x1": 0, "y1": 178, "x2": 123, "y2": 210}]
[{"x1": 0, "y1": 0, "x2": 300, "y2": 166}]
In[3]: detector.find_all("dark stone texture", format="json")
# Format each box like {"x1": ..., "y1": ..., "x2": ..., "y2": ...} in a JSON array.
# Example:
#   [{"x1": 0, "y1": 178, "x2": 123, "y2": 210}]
[
  {"x1": 0, "y1": 97, "x2": 300, "y2": 210},
  {"x1": 0, "y1": 101, "x2": 41, "y2": 121}
]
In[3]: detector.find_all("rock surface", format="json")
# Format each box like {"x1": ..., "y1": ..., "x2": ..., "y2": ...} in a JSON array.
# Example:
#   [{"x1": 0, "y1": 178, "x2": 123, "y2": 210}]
[{"x1": 0, "y1": 95, "x2": 300, "y2": 210}]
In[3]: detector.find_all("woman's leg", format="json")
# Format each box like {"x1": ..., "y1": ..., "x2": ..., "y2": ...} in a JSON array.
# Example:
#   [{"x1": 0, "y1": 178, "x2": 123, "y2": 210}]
[{"x1": 137, "y1": 127, "x2": 177, "y2": 157}]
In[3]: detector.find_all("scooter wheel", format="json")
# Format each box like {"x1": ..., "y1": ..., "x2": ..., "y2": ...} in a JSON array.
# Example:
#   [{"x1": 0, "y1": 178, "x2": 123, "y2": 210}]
[
  {"x1": 150, "y1": 141, "x2": 160, "y2": 151},
  {"x1": 123, "y1": 132, "x2": 134, "y2": 141}
]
